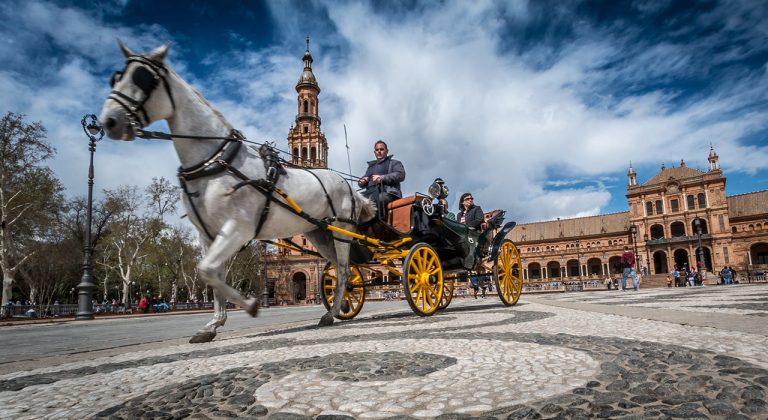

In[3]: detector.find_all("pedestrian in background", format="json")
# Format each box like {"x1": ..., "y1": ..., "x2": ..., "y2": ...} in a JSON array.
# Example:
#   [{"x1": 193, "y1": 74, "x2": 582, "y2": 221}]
[{"x1": 620, "y1": 246, "x2": 639, "y2": 291}]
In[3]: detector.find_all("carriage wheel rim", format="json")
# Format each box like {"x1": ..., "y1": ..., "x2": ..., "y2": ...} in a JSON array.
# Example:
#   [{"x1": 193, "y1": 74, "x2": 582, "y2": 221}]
[
  {"x1": 405, "y1": 244, "x2": 443, "y2": 315},
  {"x1": 321, "y1": 264, "x2": 365, "y2": 319},
  {"x1": 497, "y1": 240, "x2": 522, "y2": 304}
]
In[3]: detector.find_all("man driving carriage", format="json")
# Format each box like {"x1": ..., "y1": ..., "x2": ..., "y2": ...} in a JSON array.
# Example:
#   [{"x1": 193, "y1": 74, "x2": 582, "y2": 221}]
[{"x1": 358, "y1": 140, "x2": 406, "y2": 215}]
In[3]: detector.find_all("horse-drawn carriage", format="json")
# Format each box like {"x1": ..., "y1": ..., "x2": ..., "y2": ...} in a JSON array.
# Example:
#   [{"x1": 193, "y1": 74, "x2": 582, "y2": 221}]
[
  {"x1": 99, "y1": 41, "x2": 523, "y2": 343},
  {"x1": 314, "y1": 179, "x2": 523, "y2": 320}
]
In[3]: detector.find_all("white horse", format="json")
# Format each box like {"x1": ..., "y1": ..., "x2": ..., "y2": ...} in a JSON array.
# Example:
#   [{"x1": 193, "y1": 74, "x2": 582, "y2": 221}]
[{"x1": 99, "y1": 42, "x2": 375, "y2": 343}]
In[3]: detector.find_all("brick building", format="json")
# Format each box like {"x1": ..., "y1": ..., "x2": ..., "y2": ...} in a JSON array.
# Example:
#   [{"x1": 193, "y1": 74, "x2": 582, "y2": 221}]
[{"x1": 509, "y1": 150, "x2": 768, "y2": 287}]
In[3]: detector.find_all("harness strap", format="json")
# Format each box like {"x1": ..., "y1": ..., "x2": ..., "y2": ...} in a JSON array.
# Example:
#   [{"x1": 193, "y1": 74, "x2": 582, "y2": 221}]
[
  {"x1": 107, "y1": 91, "x2": 148, "y2": 126},
  {"x1": 179, "y1": 136, "x2": 242, "y2": 181},
  {"x1": 178, "y1": 176, "x2": 215, "y2": 241},
  {"x1": 303, "y1": 169, "x2": 337, "y2": 217}
]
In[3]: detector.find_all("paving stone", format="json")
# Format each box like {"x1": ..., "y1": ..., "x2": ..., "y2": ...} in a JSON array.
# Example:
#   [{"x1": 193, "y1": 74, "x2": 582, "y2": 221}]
[{"x1": 2, "y1": 286, "x2": 767, "y2": 418}]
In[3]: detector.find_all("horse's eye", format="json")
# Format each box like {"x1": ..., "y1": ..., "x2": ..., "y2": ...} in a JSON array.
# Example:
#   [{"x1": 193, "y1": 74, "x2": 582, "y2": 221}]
[{"x1": 110, "y1": 71, "x2": 123, "y2": 87}]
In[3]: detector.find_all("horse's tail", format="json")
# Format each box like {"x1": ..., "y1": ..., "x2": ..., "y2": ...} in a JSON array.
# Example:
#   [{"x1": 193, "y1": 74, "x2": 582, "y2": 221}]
[{"x1": 356, "y1": 193, "x2": 377, "y2": 224}]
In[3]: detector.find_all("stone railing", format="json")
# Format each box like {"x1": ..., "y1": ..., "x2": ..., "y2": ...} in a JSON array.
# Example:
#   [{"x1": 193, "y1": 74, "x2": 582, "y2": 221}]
[{"x1": 646, "y1": 233, "x2": 711, "y2": 246}]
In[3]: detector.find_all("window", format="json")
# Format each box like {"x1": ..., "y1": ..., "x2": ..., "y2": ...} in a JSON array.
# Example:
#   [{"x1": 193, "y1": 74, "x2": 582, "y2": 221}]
[
  {"x1": 303, "y1": 100, "x2": 309, "y2": 113},
  {"x1": 646, "y1": 202, "x2": 653, "y2": 216},
  {"x1": 670, "y1": 199, "x2": 679, "y2": 212},
  {"x1": 718, "y1": 214, "x2": 725, "y2": 232},
  {"x1": 697, "y1": 193, "x2": 706, "y2": 208},
  {"x1": 723, "y1": 247, "x2": 729, "y2": 264},
  {"x1": 731, "y1": 226, "x2": 737, "y2": 233},
  {"x1": 687, "y1": 195, "x2": 695, "y2": 210},
  {"x1": 655, "y1": 200, "x2": 663, "y2": 214}
]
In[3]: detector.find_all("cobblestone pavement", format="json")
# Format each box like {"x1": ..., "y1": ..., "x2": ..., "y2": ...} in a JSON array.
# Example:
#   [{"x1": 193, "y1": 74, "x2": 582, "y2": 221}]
[{"x1": 1, "y1": 284, "x2": 766, "y2": 419}]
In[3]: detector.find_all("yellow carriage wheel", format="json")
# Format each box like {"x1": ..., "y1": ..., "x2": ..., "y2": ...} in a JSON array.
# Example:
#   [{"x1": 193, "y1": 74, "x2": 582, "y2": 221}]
[
  {"x1": 437, "y1": 279, "x2": 454, "y2": 310},
  {"x1": 494, "y1": 239, "x2": 523, "y2": 306},
  {"x1": 319, "y1": 262, "x2": 365, "y2": 320},
  {"x1": 402, "y1": 243, "x2": 443, "y2": 316}
]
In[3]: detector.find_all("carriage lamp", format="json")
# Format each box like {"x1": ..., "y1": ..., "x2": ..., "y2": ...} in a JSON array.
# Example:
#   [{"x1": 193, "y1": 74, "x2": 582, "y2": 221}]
[
  {"x1": 75, "y1": 114, "x2": 104, "y2": 320},
  {"x1": 428, "y1": 178, "x2": 449, "y2": 199}
]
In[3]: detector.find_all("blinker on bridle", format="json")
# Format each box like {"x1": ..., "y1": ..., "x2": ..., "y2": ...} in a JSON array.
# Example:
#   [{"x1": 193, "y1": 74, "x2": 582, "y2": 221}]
[{"x1": 107, "y1": 55, "x2": 176, "y2": 132}]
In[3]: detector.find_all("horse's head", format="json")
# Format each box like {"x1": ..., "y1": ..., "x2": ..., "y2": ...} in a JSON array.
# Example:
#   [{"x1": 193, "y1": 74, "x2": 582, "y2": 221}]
[{"x1": 99, "y1": 40, "x2": 175, "y2": 140}]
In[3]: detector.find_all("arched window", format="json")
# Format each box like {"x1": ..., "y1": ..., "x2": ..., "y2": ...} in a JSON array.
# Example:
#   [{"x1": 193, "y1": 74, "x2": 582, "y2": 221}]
[
  {"x1": 303, "y1": 100, "x2": 309, "y2": 113},
  {"x1": 655, "y1": 200, "x2": 663, "y2": 214},
  {"x1": 670, "y1": 221, "x2": 686, "y2": 237},
  {"x1": 292, "y1": 147, "x2": 299, "y2": 162},
  {"x1": 687, "y1": 195, "x2": 695, "y2": 209},
  {"x1": 311, "y1": 146, "x2": 317, "y2": 161},
  {"x1": 697, "y1": 193, "x2": 706, "y2": 208},
  {"x1": 646, "y1": 202, "x2": 653, "y2": 216},
  {"x1": 731, "y1": 226, "x2": 737, "y2": 233}
]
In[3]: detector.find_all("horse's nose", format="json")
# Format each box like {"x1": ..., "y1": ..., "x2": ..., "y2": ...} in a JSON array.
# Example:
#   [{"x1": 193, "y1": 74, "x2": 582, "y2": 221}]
[{"x1": 104, "y1": 117, "x2": 116, "y2": 130}]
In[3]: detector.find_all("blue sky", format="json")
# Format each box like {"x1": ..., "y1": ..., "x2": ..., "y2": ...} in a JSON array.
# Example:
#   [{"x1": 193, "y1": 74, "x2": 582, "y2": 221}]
[{"x1": 1, "y1": 0, "x2": 766, "y2": 224}]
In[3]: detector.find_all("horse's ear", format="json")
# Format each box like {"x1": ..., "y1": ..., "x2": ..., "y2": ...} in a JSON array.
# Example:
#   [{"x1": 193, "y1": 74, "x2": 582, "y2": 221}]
[
  {"x1": 117, "y1": 38, "x2": 134, "y2": 58},
  {"x1": 148, "y1": 44, "x2": 170, "y2": 62}
]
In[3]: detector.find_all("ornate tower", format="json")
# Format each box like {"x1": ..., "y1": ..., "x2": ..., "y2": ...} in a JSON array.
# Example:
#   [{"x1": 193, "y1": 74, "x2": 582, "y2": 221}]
[
  {"x1": 627, "y1": 162, "x2": 638, "y2": 187},
  {"x1": 708, "y1": 145, "x2": 720, "y2": 171},
  {"x1": 287, "y1": 37, "x2": 328, "y2": 168}
]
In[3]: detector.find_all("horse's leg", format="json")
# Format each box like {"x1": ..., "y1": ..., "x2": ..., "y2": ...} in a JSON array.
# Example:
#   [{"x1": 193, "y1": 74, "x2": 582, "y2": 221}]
[
  {"x1": 321, "y1": 237, "x2": 353, "y2": 326},
  {"x1": 304, "y1": 230, "x2": 342, "y2": 326},
  {"x1": 190, "y1": 219, "x2": 258, "y2": 343},
  {"x1": 189, "y1": 291, "x2": 229, "y2": 343}
]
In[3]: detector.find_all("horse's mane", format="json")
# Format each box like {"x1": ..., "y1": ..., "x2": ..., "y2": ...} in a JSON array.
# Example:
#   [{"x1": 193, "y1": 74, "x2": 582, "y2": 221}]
[{"x1": 165, "y1": 65, "x2": 233, "y2": 131}]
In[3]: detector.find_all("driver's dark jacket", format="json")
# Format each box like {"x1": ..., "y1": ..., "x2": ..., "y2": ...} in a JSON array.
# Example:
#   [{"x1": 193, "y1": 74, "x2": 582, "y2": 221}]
[
  {"x1": 363, "y1": 155, "x2": 405, "y2": 198},
  {"x1": 457, "y1": 205, "x2": 484, "y2": 229}
]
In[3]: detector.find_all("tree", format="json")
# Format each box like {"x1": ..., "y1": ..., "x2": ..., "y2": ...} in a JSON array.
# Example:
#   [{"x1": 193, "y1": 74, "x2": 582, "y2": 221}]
[
  {"x1": 101, "y1": 177, "x2": 180, "y2": 304},
  {"x1": 0, "y1": 112, "x2": 63, "y2": 316}
]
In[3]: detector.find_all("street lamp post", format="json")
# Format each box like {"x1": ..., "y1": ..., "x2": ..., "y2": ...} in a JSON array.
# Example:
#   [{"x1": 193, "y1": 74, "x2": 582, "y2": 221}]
[
  {"x1": 575, "y1": 239, "x2": 581, "y2": 280},
  {"x1": 261, "y1": 242, "x2": 270, "y2": 308},
  {"x1": 693, "y1": 217, "x2": 704, "y2": 280},
  {"x1": 643, "y1": 234, "x2": 651, "y2": 275},
  {"x1": 76, "y1": 114, "x2": 104, "y2": 320},
  {"x1": 629, "y1": 225, "x2": 640, "y2": 272}
]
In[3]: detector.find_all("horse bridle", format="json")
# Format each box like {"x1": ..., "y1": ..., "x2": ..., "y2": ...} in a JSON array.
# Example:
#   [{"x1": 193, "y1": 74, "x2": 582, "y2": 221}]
[{"x1": 108, "y1": 55, "x2": 176, "y2": 132}]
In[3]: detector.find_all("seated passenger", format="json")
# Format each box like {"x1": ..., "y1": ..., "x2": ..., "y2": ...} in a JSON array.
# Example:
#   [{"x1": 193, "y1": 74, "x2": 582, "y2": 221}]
[
  {"x1": 358, "y1": 140, "x2": 406, "y2": 216},
  {"x1": 457, "y1": 192, "x2": 487, "y2": 231}
]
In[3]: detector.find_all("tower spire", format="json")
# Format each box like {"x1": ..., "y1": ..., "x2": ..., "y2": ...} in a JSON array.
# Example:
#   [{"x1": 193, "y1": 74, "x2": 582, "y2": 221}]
[
  {"x1": 627, "y1": 161, "x2": 638, "y2": 187},
  {"x1": 708, "y1": 143, "x2": 720, "y2": 171}
]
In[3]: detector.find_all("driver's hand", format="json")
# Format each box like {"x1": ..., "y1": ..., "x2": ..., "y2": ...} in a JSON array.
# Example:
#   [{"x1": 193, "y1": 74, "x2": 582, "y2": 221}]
[
  {"x1": 358, "y1": 176, "x2": 369, "y2": 187},
  {"x1": 371, "y1": 175, "x2": 382, "y2": 184}
]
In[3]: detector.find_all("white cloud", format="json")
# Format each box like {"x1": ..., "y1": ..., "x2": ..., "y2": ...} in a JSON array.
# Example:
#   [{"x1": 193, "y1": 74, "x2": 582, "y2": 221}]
[{"x1": 1, "y1": 0, "x2": 766, "y2": 229}]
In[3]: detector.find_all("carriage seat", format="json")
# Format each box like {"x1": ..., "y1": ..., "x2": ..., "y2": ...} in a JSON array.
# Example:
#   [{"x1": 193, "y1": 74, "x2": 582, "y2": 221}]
[
  {"x1": 483, "y1": 209, "x2": 505, "y2": 229},
  {"x1": 386, "y1": 194, "x2": 425, "y2": 233}
]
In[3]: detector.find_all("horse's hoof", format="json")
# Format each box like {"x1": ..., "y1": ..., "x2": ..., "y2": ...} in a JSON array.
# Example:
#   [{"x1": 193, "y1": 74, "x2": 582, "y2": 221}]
[
  {"x1": 189, "y1": 331, "x2": 216, "y2": 344},
  {"x1": 318, "y1": 313, "x2": 335, "y2": 327},
  {"x1": 244, "y1": 298, "x2": 259, "y2": 317},
  {"x1": 340, "y1": 300, "x2": 350, "y2": 313}
]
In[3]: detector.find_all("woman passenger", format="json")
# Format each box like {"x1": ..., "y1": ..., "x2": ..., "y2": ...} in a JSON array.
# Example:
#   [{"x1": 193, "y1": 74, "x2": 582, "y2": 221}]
[{"x1": 457, "y1": 192, "x2": 487, "y2": 230}]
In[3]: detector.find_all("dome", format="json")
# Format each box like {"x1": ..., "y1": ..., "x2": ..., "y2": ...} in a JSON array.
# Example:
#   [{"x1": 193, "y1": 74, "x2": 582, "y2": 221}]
[{"x1": 298, "y1": 69, "x2": 316, "y2": 84}]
